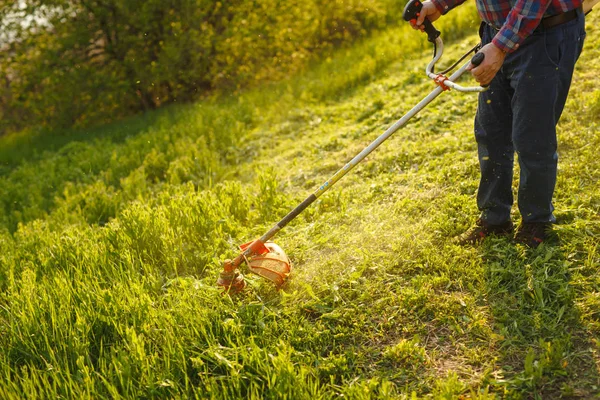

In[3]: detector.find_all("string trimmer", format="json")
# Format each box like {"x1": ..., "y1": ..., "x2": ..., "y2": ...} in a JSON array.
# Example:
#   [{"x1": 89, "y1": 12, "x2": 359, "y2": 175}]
[{"x1": 218, "y1": 0, "x2": 488, "y2": 293}]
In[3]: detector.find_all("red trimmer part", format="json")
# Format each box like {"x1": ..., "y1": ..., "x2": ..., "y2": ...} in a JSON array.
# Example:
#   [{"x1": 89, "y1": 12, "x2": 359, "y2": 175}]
[
  {"x1": 243, "y1": 242, "x2": 292, "y2": 287},
  {"x1": 217, "y1": 240, "x2": 291, "y2": 292}
]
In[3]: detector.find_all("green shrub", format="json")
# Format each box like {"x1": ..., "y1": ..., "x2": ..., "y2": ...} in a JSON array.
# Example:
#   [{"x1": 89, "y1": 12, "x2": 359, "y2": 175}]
[{"x1": 0, "y1": 0, "x2": 401, "y2": 134}]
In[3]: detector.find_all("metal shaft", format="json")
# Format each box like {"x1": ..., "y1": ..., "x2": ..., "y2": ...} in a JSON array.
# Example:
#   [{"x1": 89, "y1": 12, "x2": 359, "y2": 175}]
[{"x1": 254, "y1": 59, "x2": 473, "y2": 248}]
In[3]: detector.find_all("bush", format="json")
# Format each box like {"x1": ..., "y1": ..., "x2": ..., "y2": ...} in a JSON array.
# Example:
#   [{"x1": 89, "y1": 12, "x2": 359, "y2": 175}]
[{"x1": 0, "y1": 0, "x2": 401, "y2": 134}]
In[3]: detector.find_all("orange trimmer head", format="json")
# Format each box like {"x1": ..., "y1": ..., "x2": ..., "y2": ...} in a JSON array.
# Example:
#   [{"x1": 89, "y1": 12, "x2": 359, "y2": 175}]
[
  {"x1": 217, "y1": 239, "x2": 292, "y2": 293},
  {"x1": 242, "y1": 241, "x2": 291, "y2": 287}
]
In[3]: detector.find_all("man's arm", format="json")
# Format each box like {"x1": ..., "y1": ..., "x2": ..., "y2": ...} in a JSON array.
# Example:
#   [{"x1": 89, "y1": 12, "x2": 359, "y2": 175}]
[{"x1": 430, "y1": 0, "x2": 468, "y2": 15}]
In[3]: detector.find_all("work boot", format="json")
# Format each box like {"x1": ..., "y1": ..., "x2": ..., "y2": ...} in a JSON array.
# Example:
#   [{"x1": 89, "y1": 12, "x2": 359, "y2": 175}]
[
  {"x1": 455, "y1": 218, "x2": 514, "y2": 245},
  {"x1": 514, "y1": 222, "x2": 553, "y2": 248}
]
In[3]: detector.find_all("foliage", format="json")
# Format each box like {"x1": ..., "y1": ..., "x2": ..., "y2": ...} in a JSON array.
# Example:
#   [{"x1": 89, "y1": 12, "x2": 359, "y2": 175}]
[
  {"x1": 0, "y1": 0, "x2": 401, "y2": 134},
  {"x1": 1, "y1": 4, "x2": 599, "y2": 399}
]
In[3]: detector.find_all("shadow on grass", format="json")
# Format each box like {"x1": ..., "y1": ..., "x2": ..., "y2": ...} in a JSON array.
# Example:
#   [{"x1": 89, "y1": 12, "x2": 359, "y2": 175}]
[
  {"x1": 479, "y1": 239, "x2": 600, "y2": 398},
  {"x1": 0, "y1": 104, "x2": 185, "y2": 173}
]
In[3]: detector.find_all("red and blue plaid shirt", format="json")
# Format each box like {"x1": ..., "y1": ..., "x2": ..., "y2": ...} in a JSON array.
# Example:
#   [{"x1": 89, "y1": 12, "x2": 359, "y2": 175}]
[{"x1": 431, "y1": 0, "x2": 583, "y2": 52}]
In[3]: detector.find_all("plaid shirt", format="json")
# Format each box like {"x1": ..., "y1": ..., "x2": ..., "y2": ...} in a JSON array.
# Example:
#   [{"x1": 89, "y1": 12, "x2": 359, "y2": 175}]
[{"x1": 431, "y1": 0, "x2": 583, "y2": 52}]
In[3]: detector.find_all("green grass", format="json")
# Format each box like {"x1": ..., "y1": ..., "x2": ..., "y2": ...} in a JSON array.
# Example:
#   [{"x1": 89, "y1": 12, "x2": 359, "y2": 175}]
[{"x1": 1, "y1": 5, "x2": 599, "y2": 398}]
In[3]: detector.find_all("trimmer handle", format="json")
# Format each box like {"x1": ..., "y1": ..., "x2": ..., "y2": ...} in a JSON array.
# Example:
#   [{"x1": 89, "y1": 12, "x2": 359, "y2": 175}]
[
  {"x1": 470, "y1": 52, "x2": 490, "y2": 88},
  {"x1": 403, "y1": 0, "x2": 441, "y2": 43},
  {"x1": 471, "y1": 52, "x2": 485, "y2": 67}
]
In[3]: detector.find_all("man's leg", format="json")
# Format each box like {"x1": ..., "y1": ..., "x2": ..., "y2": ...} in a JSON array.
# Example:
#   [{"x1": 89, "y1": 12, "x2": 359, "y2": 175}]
[
  {"x1": 457, "y1": 24, "x2": 516, "y2": 244},
  {"x1": 474, "y1": 25, "x2": 515, "y2": 226},
  {"x1": 508, "y1": 14, "x2": 586, "y2": 224}
]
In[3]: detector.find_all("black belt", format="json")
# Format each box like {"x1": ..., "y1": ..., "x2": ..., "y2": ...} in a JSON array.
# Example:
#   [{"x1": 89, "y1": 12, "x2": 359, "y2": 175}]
[
  {"x1": 487, "y1": 5, "x2": 582, "y2": 31},
  {"x1": 540, "y1": 5, "x2": 582, "y2": 30}
]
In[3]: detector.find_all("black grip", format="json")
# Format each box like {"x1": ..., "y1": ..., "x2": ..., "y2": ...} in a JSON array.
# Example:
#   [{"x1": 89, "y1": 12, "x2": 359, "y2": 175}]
[
  {"x1": 470, "y1": 52, "x2": 490, "y2": 88},
  {"x1": 471, "y1": 52, "x2": 485, "y2": 67},
  {"x1": 403, "y1": 0, "x2": 441, "y2": 43}
]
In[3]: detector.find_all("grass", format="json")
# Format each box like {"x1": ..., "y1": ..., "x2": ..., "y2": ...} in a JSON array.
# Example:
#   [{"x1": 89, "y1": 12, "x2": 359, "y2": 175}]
[{"x1": 1, "y1": 4, "x2": 599, "y2": 398}]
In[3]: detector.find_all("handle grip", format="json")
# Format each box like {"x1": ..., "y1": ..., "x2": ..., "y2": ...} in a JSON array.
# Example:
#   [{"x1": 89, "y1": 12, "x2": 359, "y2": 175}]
[
  {"x1": 403, "y1": 0, "x2": 441, "y2": 43},
  {"x1": 470, "y1": 52, "x2": 490, "y2": 88},
  {"x1": 471, "y1": 52, "x2": 484, "y2": 67}
]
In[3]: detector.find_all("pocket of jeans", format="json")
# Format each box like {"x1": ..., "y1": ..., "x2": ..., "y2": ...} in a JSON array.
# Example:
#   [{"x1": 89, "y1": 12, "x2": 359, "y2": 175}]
[{"x1": 543, "y1": 32, "x2": 563, "y2": 68}]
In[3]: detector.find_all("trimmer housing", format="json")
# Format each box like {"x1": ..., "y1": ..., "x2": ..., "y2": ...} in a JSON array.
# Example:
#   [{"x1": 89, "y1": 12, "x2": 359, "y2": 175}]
[{"x1": 217, "y1": 239, "x2": 291, "y2": 293}]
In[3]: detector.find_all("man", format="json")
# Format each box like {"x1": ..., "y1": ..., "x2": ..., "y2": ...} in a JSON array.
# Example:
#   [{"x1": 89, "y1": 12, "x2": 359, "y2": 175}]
[{"x1": 410, "y1": 0, "x2": 586, "y2": 247}]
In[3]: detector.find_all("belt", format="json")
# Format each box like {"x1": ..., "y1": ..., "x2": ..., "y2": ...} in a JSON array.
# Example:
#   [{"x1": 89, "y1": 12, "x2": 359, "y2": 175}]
[
  {"x1": 540, "y1": 5, "x2": 582, "y2": 30},
  {"x1": 487, "y1": 5, "x2": 582, "y2": 31}
]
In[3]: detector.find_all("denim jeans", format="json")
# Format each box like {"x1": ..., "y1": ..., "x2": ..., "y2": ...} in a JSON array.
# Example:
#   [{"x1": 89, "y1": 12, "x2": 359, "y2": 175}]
[{"x1": 475, "y1": 9, "x2": 586, "y2": 225}]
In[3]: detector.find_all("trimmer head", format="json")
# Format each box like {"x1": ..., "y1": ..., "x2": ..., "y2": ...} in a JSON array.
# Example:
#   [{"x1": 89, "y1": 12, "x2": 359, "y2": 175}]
[
  {"x1": 217, "y1": 239, "x2": 292, "y2": 293},
  {"x1": 217, "y1": 265, "x2": 247, "y2": 294},
  {"x1": 242, "y1": 241, "x2": 292, "y2": 287}
]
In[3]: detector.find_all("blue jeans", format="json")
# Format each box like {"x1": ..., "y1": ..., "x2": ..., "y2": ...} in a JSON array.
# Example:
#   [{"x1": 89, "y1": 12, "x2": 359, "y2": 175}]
[{"x1": 475, "y1": 10, "x2": 586, "y2": 225}]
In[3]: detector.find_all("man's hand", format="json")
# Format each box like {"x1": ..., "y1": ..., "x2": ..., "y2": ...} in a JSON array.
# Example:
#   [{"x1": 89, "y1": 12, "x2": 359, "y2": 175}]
[
  {"x1": 409, "y1": 1, "x2": 441, "y2": 32},
  {"x1": 467, "y1": 43, "x2": 506, "y2": 86}
]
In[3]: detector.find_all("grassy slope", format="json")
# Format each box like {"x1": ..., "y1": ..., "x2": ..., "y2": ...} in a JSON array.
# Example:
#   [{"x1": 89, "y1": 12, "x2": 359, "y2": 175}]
[{"x1": 1, "y1": 5, "x2": 599, "y2": 399}]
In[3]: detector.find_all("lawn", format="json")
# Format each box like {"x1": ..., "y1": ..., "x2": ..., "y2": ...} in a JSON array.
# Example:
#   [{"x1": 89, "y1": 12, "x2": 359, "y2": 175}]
[{"x1": 1, "y1": 5, "x2": 599, "y2": 398}]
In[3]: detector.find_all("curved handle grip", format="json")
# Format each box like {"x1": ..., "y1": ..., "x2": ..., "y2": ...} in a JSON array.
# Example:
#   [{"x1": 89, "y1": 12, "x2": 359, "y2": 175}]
[
  {"x1": 403, "y1": 0, "x2": 440, "y2": 43},
  {"x1": 469, "y1": 52, "x2": 490, "y2": 88}
]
